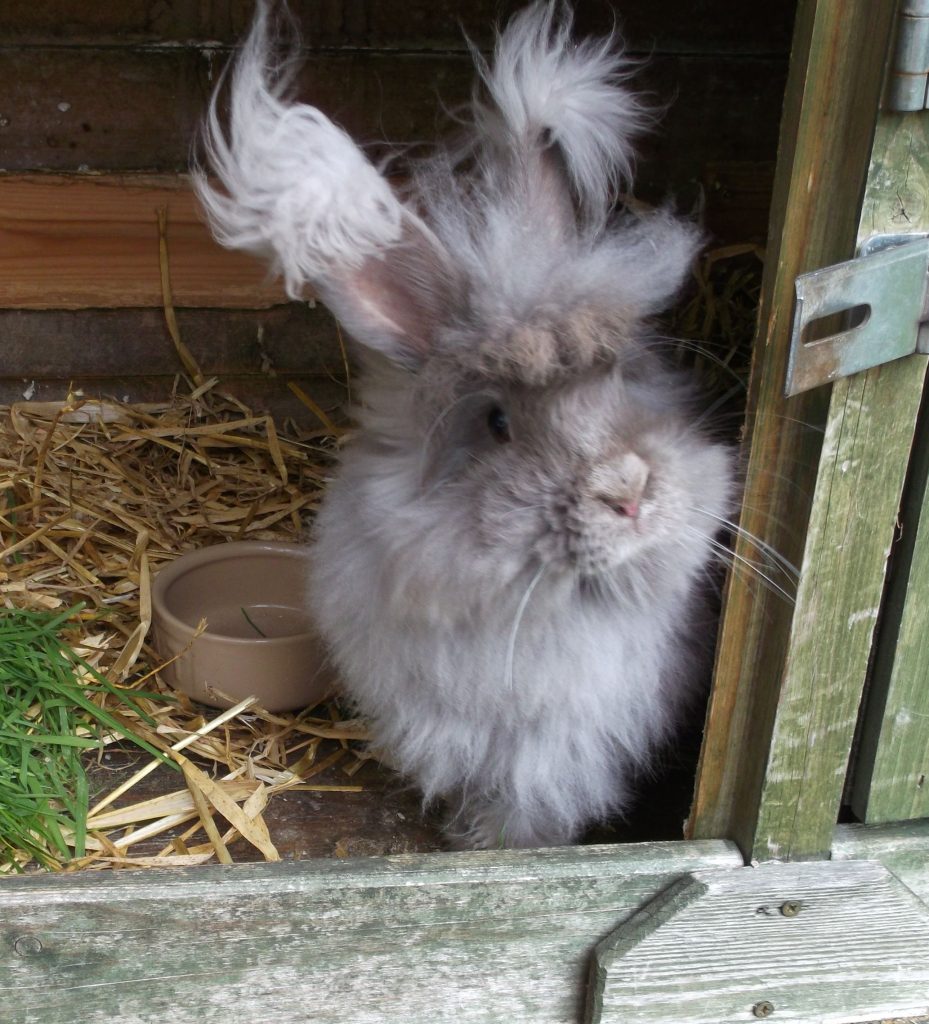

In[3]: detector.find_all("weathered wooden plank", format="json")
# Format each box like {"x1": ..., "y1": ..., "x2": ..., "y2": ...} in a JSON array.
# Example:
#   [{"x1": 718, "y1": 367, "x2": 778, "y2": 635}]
[
  {"x1": 0, "y1": 0, "x2": 797, "y2": 54},
  {"x1": 0, "y1": 175, "x2": 284, "y2": 308},
  {"x1": 0, "y1": 46, "x2": 206, "y2": 171},
  {"x1": 588, "y1": 860, "x2": 929, "y2": 1024},
  {"x1": 847, "y1": 113, "x2": 929, "y2": 826},
  {"x1": 833, "y1": 820, "x2": 929, "y2": 907},
  {"x1": 0, "y1": 840, "x2": 741, "y2": 1024},
  {"x1": 688, "y1": 0, "x2": 898, "y2": 855},
  {"x1": 0, "y1": 305, "x2": 343, "y2": 376},
  {"x1": 749, "y1": 107, "x2": 929, "y2": 857},
  {"x1": 752, "y1": 357, "x2": 926, "y2": 860},
  {"x1": 0, "y1": 47, "x2": 475, "y2": 171},
  {"x1": 851, "y1": 415, "x2": 929, "y2": 823},
  {"x1": 0, "y1": 45, "x2": 786, "y2": 199}
]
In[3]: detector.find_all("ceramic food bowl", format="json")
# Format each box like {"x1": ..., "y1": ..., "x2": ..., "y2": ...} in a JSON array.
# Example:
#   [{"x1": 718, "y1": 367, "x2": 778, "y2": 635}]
[{"x1": 151, "y1": 541, "x2": 331, "y2": 712}]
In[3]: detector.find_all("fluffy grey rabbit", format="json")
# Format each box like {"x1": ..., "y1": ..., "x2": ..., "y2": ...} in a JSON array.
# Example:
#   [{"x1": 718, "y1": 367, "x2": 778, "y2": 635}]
[{"x1": 194, "y1": 1, "x2": 737, "y2": 849}]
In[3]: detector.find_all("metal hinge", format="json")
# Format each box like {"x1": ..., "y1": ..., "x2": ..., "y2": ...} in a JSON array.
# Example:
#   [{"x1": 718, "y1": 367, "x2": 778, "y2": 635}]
[
  {"x1": 785, "y1": 234, "x2": 929, "y2": 396},
  {"x1": 888, "y1": 1, "x2": 929, "y2": 111}
]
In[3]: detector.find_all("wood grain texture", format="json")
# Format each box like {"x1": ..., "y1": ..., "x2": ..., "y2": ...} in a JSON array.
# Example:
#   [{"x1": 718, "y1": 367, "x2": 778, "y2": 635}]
[
  {"x1": 589, "y1": 860, "x2": 929, "y2": 1024},
  {"x1": 753, "y1": 108, "x2": 929, "y2": 854},
  {"x1": 688, "y1": 0, "x2": 898, "y2": 856},
  {"x1": 0, "y1": 175, "x2": 284, "y2": 308},
  {"x1": 0, "y1": 840, "x2": 742, "y2": 1024},
  {"x1": 0, "y1": 306, "x2": 343, "y2": 376},
  {"x1": 0, "y1": 0, "x2": 796, "y2": 54},
  {"x1": 0, "y1": 44, "x2": 786, "y2": 197},
  {"x1": 833, "y1": 820, "x2": 929, "y2": 907},
  {"x1": 751, "y1": 355, "x2": 926, "y2": 860},
  {"x1": 0, "y1": 47, "x2": 474, "y2": 171},
  {"x1": 848, "y1": 112, "x2": 929, "y2": 826},
  {"x1": 852, "y1": 420, "x2": 929, "y2": 823}
]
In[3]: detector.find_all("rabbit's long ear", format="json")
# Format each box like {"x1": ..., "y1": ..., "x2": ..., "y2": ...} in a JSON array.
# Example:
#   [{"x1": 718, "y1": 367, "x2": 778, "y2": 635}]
[
  {"x1": 192, "y1": 1, "x2": 450, "y2": 367},
  {"x1": 472, "y1": 2, "x2": 649, "y2": 230}
]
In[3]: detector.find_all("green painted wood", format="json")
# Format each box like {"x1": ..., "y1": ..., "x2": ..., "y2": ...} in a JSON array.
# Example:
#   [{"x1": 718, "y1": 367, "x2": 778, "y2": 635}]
[
  {"x1": 0, "y1": 840, "x2": 741, "y2": 1024},
  {"x1": 847, "y1": 112, "x2": 929, "y2": 826},
  {"x1": 751, "y1": 355, "x2": 927, "y2": 860},
  {"x1": 689, "y1": 0, "x2": 897, "y2": 856},
  {"x1": 833, "y1": 820, "x2": 929, "y2": 907},
  {"x1": 751, "y1": 108, "x2": 929, "y2": 858},
  {"x1": 588, "y1": 860, "x2": 929, "y2": 1024},
  {"x1": 851, "y1": 401, "x2": 929, "y2": 824}
]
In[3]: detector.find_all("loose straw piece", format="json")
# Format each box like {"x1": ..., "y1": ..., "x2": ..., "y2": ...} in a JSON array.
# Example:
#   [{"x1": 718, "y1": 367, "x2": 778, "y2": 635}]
[
  {"x1": 182, "y1": 760, "x2": 234, "y2": 865},
  {"x1": 174, "y1": 753, "x2": 280, "y2": 861},
  {"x1": 157, "y1": 207, "x2": 204, "y2": 386},
  {"x1": 86, "y1": 696, "x2": 258, "y2": 819}
]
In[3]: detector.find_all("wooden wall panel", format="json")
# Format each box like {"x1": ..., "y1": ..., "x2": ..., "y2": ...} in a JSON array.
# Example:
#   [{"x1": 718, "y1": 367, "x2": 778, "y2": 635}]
[
  {"x1": 0, "y1": 1, "x2": 795, "y2": 54},
  {"x1": 0, "y1": 306, "x2": 342, "y2": 378},
  {"x1": 0, "y1": 175, "x2": 284, "y2": 308},
  {"x1": 0, "y1": 48, "x2": 787, "y2": 207},
  {"x1": 688, "y1": 0, "x2": 900, "y2": 859}
]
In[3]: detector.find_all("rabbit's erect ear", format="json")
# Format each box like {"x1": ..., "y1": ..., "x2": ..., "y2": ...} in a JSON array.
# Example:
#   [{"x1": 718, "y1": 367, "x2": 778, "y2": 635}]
[
  {"x1": 192, "y1": 0, "x2": 450, "y2": 367},
  {"x1": 472, "y1": 2, "x2": 650, "y2": 231},
  {"x1": 315, "y1": 223, "x2": 454, "y2": 369}
]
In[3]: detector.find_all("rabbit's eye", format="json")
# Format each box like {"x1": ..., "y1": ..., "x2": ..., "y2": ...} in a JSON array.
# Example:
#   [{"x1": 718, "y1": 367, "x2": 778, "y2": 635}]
[{"x1": 486, "y1": 406, "x2": 511, "y2": 444}]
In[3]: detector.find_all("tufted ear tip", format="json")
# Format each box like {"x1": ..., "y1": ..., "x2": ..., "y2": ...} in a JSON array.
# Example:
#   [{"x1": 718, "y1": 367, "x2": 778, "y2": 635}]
[{"x1": 193, "y1": 0, "x2": 408, "y2": 298}]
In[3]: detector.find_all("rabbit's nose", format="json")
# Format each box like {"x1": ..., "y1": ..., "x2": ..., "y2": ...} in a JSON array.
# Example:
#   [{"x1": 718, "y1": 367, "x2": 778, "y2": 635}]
[{"x1": 594, "y1": 452, "x2": 650, "y2": 519}]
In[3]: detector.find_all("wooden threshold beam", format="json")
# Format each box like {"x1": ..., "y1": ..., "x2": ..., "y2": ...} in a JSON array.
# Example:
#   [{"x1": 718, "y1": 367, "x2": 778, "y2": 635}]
[{"x1": 0, "y1": 174, "x2": 287, "y2": 310}]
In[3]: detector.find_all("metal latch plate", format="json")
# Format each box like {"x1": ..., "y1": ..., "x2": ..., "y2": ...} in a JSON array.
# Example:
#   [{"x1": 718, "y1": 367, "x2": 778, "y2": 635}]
[{"x1": 785, "y1": 235, "x2": 929, "y2": 396}]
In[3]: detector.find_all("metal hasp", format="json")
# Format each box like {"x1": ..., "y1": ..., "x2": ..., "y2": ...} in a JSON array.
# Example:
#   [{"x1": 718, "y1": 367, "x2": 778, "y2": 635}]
[
  {"x1": 785, "y1": 235, "x2": 929, "y2": 396},
  {"x1": 888, "y1": 0, "x2": 929, "y2": 110}
]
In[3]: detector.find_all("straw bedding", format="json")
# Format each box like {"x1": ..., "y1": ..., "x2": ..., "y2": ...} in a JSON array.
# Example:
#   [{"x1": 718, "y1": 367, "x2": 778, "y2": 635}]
[{"x1": 0, "y1": 380, "x2": 374, "y2": 871}]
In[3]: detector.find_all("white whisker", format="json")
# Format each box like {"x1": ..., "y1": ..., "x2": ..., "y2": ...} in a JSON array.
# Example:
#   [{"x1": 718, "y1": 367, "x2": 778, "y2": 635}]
[
  {"x1": 690, "y1": 506, "x2": 800, "y2": 580},
  {"x1": 691, "y1": 528, "x2": 796, "y2": 603},
  {"x1": 499, "y1": 504, "x2": 547, "y2": 520},
  {"x1": 419, "y1": 390, "x2": 491, "y2": 487},
  {"x1": 693, "y1": 383, "x2": 744, "y2": 428},
  {"x1": 647, "y1": 337, "x2": 747, "y2": 389},
  {"x1": 504, "y1": 563, "x2": 547, "y2": 691}
]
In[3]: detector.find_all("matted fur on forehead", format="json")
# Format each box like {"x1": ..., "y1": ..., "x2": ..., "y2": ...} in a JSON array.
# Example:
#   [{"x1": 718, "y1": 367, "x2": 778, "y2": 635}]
[
  {"x1": 411, "y1": 159, "x2": 703, "y2": 385},
  {"x1": 439, "y1": 305, "x2": 630, "y2": 386}
]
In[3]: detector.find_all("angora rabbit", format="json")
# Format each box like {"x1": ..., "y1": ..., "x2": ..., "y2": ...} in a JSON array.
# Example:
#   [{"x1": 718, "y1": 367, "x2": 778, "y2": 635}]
[{"x1": 195, "y1": 0, "x2": 736, "y2": 849}]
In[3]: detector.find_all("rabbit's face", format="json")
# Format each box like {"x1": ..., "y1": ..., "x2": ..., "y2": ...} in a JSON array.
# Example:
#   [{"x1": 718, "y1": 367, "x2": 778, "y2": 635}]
[{"x1": 416, "y1": 343, "x2": 732, "y2": 586}]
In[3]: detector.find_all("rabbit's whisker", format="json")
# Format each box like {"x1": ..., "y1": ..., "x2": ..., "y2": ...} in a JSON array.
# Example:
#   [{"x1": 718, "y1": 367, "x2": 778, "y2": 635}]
[
  {"x1": 498, "y1": 504, "x2": 546, "y2": 520},
  {"x1": 419, "y1": 391, "x2": 491, "y2": 485},
  {"x1": 690, "y1": 506, "x2": 800, "y2": 581},
  {"x1": 693, "y1": 383, "x2": 744, "y2": 428},
  {"x1": 688, "y1": 528, "x2": 796, "y2": 603},
  {"x1": 647, "y1": 338, "x2": 747, "y2": 388},
  {"x1": 504, "y1": 563, "x2": 547, "y2": 691}
]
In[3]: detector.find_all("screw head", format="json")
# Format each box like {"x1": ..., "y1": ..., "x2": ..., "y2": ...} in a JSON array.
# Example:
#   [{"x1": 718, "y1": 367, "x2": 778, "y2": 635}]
[
  {"x1": 780, "y1": 899, "x2": 802, "y2": 917},
  {"x1": 752, "y1": 1000, "x2": 775, "y2": 1018},
  {"x1": 12, "y1": 935, "x2": 43, "y2": 956}
]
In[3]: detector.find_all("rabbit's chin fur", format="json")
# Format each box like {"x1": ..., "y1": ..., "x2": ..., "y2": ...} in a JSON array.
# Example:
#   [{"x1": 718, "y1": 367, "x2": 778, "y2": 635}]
[{"x1": 194, "y1": 1, "x2": 739, "y2": 849}]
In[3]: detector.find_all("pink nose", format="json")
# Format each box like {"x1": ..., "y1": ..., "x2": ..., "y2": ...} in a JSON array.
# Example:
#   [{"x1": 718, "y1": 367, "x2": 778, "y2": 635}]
[
  {"x1": 593, "y1": 451, "x2": 649, "y2": 520},
  {"x1": 614, "y1": 498, "x2": 640, "y2": 519}
]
